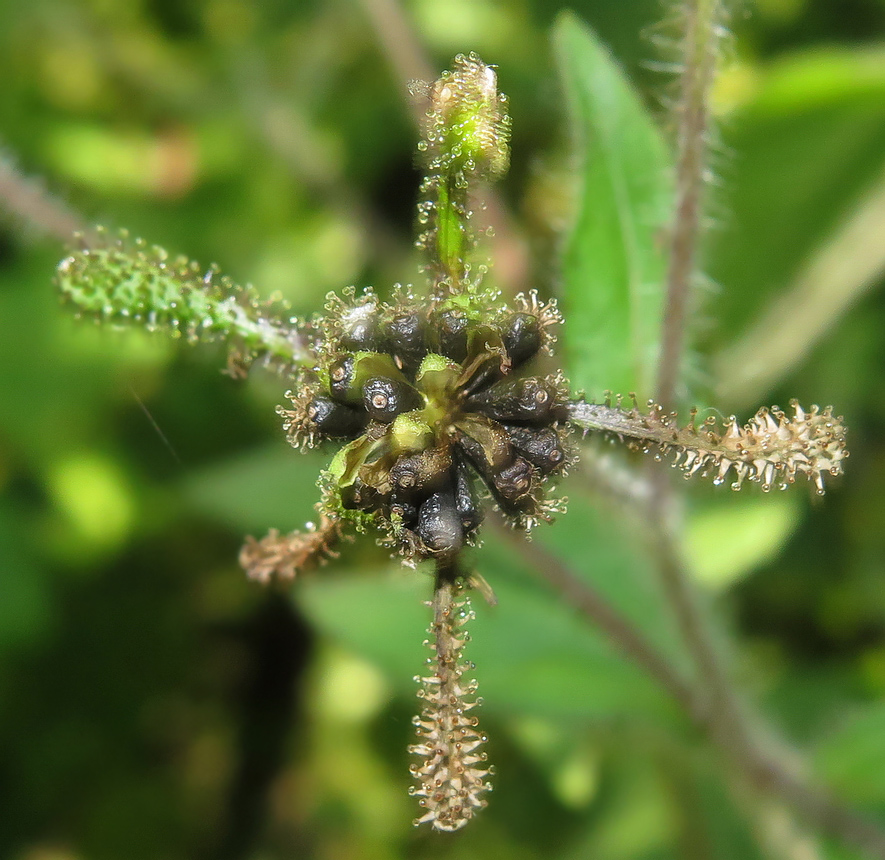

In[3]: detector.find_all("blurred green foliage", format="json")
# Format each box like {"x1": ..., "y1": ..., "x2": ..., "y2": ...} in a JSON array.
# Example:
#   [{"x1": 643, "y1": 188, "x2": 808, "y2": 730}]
[{"x1": 2, "y1": 1, "x2": 885, "y2": 859}]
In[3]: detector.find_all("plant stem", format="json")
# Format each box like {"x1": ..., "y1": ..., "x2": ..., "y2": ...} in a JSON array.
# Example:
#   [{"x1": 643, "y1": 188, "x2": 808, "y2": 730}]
[
  {"x1": 354, "y1": 0, "x2": 530, "y2": 294},
  {"x1": 656, "y1": 0, "x2": 721, "y2": 410},
  {"x1": 0, "y1": 154, "x2": 98, "y2": 244},
  {"x1": 505, "y1": 511, "x2": 885, "y2": 857},
  {"x1": 640, "y1": 4, "x2": 885, "y2": 850}
]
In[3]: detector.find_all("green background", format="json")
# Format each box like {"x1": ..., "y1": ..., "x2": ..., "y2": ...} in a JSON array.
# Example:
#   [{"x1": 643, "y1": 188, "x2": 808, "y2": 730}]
[{"x1": 2, "y1": 0, "x2": 885, "y2": 858}]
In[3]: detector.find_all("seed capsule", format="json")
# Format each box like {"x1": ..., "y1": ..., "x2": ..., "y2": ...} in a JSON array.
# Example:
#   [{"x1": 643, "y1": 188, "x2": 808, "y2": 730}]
[
  {"x1": 390, "y1": 447, "x2": 452, "y2": 493},
  {"x1": 340, "y1": 477, "x2": 382, "y2": 512},
  {"x1": 489, "y1": 455, "x2": 535, "y2": 510},
  {"x1": 504, "y1": 425, "x2": 566, "y2": 474},
  {"x1": 329, "y1": 355, "x2": 356, "y2": 403},
  {"x1": 384, "y1": 311, "x2": 427, "y2": 374},
  {"x1": 460, "y1": 324, "x2": 509, "y2": 395},
  {"x1": 469, "y1": 376, "x2": 563, "y2": 424},
  {"x1": 416, "y1": 487, "x2": 464, "y2": 557},
  {"x1": 389, "y1": 495, "x2": 419, "y2": 528},
  {"x1": 363, "y1": 376, "x2": 422, "y2": 422},
  {"x1": 307, "y1": 396, "x2": 366, "y2": 438},
  {"x1": 455, "y1": 416, "x2": 513, "y2": 480},
  {"x1": 501, "y1": 312, "x2": 542, "y2": 367},
  {"x1": 339, "y1": 308, "x2": 381, "y2": 352},
  {"x1": 432, "y1": 307, "x2": 469, "y2": 362}
]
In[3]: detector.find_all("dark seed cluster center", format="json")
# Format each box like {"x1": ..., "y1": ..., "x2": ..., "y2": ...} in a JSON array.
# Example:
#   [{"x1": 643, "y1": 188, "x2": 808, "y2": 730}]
[{"x1": 281, "y1": 289, "x2": 572, "y2": 562}]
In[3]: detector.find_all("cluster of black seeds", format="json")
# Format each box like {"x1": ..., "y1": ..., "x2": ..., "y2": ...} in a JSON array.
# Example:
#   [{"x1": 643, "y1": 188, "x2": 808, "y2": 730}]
[{"x1": 280, "y1": 287, "x2": 573, "y2": 563}]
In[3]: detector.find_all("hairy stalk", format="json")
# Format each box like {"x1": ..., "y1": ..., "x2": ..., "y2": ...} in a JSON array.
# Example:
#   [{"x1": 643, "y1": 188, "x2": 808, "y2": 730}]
[
  {"x1": 508, "y1": 508, "x2": 885, "y2": 856},
  {"x1": 239, "y1": 515, "x2": 343, "y2": 583},
  {"x1": 0, "y1": 152, "x2": 97, "y2": 244},
  {"x1": 645, "y1": 0, "x2": 792, "y2": 848},
  {"x1": 656, "y1": 0, "x2": 724, "y2": 410},
  {"x1": 409, "y1": 567, "x2": 492, "y2": 831},
  {"x1": 56, "y1": 232, "x2": 312, "y2": 376},
  {"x1": 568, "y1": 397, "x2": 847, "y2": 494},
  {"x1": 637, "y1": 2, "x2": 885, "y2": 854}
]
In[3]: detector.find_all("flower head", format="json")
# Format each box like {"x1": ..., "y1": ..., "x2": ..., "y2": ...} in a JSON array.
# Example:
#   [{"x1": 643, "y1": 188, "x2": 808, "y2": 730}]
[{"x1": 280, "y1": 286, "x2": 571, "y2": 564}]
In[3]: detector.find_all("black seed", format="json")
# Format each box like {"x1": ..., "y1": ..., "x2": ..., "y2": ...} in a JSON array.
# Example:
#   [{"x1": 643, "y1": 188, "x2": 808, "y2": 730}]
[
  {"x1": 339, "y1": 311, "x2": 381, "y2": 352},
  {"x1": 455, "y1": 418, "x2": 513, "y2": 485},
  {"x1": 490, "y1": 456, "x2": 536, "y2": 511},
  {"x1": 460, "y1": 324, "x2": 509, "y2": 395},
  {"x1": 416, "y1": 487, "x2": 463, "y2": 557},
  {"x1": 307, "y1": 396, "x2": 365, "y2": 438},
  {"x1": 504, "y1": 425, "x2": 566, "y2": 474},
  {"x1": 433, "y1": 308, "x2": 469, "y2": 362},
  {"x1": 390, "y1": 448, "x2": 451, "y2": 493},
  {"x1": 468, "y1": 377, "x2": 563, "y2": 424},
  {"x1": 362, "y1": 377, "x2": 422, "y2": 422},
  {"x1": 502, "y1": 312, "x2": 542, "y2": 367},
  {"x1": 454, "y1": 456, "x2": 483, "y2": 534},
  {"x1": 329, "y1": 355, "x2": 356, "y2": 403},
  {"x1": 384, "y1": 312, "x2": 427, "y2": 374}
]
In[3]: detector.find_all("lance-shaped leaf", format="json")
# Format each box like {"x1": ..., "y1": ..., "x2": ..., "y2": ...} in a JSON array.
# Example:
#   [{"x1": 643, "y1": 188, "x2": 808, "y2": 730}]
[{"x1": 553, "y1": 13, "x2": 674, "y2": 397}]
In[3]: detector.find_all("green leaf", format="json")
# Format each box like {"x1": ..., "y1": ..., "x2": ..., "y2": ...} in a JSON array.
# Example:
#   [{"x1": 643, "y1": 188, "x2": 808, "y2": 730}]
[
  {"x1": 296, "y1": 492, "x2": 694, "y2": 725},
  {"x1": 813, "y1": 702, "x2": 885, "y2": 805},
  {"x1": 685, "y1": 494, "x2": 802, "y2": 591},
  {"x1": 522, "y1": 493, "x2": 691, "y2": 673},
  {"x1": 298, "y1": 566, "x2": 682, "y2": 724},
  {"x1": 0, "y1": 504, "x2": 53, "y2": 651},
  {"x1": 553, "y1": 12, "x2": 673, "y2": 399},
  {"x1": 182, "y1": 444, "x2": 329, "y2": 533},
  {"x1": 708, "y1": 47, "x2": 885, "y2": 404}
]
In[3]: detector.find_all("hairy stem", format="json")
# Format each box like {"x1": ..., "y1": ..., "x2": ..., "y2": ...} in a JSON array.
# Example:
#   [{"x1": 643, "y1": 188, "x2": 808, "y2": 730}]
[
  {"x1": 656, "y1": 0, "x2": 723, "y2": 410},
  {"x1": 638, "y1": 4, "x2": 885, "y2": 846},
  {"x1": 355, "y1": 0, "x2": 529, "y2": 294},
  {"x1": 0, "y1": 153, "x2": 98, "y2": 245},
  {"x1": 409, "y1": 564, "x2": 492, "y2": 831},
  {"x1": 510, "y1": 508, "x2": 885, "y2": 856}
]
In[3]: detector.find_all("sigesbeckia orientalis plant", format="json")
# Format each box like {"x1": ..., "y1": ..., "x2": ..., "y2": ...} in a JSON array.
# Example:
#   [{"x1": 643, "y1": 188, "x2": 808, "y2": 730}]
[{"x1": 56, "y1": 53, "x2": 847, "y2": 832}]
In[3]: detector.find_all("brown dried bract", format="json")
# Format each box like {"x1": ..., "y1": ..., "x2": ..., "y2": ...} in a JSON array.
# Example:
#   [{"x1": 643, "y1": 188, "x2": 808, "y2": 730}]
[{"x1": 239, "y1": 515, "x2": 342, "y2": 583}]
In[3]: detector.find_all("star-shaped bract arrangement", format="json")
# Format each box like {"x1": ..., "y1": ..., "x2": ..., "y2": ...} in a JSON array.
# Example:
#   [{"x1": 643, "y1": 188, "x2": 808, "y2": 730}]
[{"x1": 56, "y1": 54, "x2": 848, "y2": 832}]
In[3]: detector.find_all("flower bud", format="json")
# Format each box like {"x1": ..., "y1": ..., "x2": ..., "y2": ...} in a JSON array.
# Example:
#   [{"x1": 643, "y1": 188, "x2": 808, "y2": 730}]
[{"x1": 425, "y1": 53, "x2": 510, "y2": 181}]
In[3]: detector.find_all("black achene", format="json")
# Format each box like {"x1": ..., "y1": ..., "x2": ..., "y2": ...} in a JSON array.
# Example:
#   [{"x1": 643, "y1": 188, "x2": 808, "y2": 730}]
[{"x1": 280, "y1": 287, "x2": 570, "y2": 564}]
